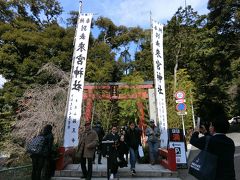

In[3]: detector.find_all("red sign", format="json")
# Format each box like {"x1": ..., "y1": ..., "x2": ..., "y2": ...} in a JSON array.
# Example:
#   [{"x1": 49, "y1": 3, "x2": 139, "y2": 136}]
[{"x1": 175, "y1": 91, "x2": 185, "y2": 99}]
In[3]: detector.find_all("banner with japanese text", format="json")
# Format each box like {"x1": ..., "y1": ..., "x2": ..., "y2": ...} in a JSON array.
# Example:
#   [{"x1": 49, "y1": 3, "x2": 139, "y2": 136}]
[
  {"x1": 152, "y1": 20, "x2": 168, "y2": 148},
  {"x1": 63, "y1": 13, "x2": 93, "y2": 147}
]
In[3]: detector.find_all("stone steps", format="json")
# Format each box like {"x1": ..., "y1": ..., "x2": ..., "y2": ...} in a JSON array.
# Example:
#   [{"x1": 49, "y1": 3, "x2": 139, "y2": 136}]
[
  {"x1": 52, "y1": 162, "x2": 180, "y2": 180},
  {"x1": 52, "y1": 178, "x2": 181, "y2": 180}
]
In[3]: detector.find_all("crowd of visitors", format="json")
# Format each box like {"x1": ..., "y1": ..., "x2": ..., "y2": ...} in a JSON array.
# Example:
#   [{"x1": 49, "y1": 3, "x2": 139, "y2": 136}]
[
  {"x1": 75, "y1": 119, "x2": 161, "y2": 179},
  {"x1": 28, "y1": 114, "x2": 237, "y2": 180},
  {"x1": 80, "y1": 119, "x2": 160, "y2": 179}
]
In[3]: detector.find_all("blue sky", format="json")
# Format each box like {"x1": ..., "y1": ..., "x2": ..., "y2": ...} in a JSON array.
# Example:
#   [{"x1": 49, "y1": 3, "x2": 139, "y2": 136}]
[{"x1": 59, "y1": 0, "x2": 209, "y2": 28}]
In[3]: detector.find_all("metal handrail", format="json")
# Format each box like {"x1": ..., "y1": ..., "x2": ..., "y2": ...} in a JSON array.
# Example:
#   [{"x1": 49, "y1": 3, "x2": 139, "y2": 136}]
[{"x1": 0, "y1": 164, "x2": 32, "y2": 180}]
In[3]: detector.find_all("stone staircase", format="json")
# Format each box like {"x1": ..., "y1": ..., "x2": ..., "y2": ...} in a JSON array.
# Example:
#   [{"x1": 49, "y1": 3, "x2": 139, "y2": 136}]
[{"x1": 52, "y1": 158, "x2": 180, "y2": 180}]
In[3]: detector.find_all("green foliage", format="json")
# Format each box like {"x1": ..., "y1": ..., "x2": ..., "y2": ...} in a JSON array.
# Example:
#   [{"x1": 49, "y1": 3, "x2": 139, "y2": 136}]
[
  {"x1": 164, "y1": 6, "x2": 207, "y2": 76},
  {"x1": 86, "y1": 41, "x2": 115, "y2": 82},
  {"x1": 207, "y1": 0, "x2": 240, "y2": 36},
  {"x1": 228, "y1": 58, "x2": 240, "y2": 115},
  {"x1": 134, "y1": 30, "x2": 153, "y2": 80},
  {"x1": 118, "y1": 73, "x2": 145, "y2": 124},
  {"x1": 205, "y1": 0, "x2": 240, "y2": 118},
  {"x1": 166, "y1": 69, "x2": 196, "y2": 131},
  {"x1": 0, "y1": 16, "x2": 73, "y2": 108},
  {"x1": 92, "y1": 99, "x2": 118, "y2": 131}
]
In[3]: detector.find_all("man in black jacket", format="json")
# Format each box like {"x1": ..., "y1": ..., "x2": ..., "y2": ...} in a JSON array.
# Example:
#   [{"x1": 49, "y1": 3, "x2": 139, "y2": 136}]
[
  {"x1": 125, "y1": 121, "x2": 142, "y2": 175},
  {"x1": 190, "y1": 119, "x2": 236, "y2": 180}
]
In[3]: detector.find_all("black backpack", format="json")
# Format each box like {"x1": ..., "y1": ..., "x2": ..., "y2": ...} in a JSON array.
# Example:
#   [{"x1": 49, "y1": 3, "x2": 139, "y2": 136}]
[{"x1": 26, "y1": 135, "x2": 46, "y2": 155}]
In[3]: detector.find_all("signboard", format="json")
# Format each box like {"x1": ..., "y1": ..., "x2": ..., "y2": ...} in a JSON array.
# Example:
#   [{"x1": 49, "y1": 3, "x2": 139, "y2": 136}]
[
  {"x1": 63, "y1": 13, "x2": 93, "y2": 147},
  {"x1": 152, "y1": 20, "x2": 168, "y2": 147},
  {"x1": 177, "y1": 111, "x2": 187, "y2": 116},
  {"x1": 169, "y1": 142, "x2": 187, "y2": 165},
  {"x1": 168, "y1": 128, "x2": 185, "y2": 142},
  {"x1": 168, "y1": 128, "x2": 187, "y2": 168}
]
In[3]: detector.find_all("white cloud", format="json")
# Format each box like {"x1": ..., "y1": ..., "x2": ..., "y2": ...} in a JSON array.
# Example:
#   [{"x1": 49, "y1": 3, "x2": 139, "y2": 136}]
[
  {"x1": 83, "y1": 0, "x2": 209, "y2": 27},
  {"x1": 60, "y1": 0, "x2": 209, "y2": 28}
]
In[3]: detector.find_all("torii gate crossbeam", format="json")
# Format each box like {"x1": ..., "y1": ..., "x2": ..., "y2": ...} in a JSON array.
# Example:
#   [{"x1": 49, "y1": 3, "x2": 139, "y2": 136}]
[{"x1": 83, "y1": 82, "x2": 154, "y2": 130}]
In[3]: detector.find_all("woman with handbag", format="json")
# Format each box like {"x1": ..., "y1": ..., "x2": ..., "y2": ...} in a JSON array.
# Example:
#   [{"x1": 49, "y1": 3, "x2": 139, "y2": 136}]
[{"x1": 189, "y1": 119, "x2": 236, "y2": 180}]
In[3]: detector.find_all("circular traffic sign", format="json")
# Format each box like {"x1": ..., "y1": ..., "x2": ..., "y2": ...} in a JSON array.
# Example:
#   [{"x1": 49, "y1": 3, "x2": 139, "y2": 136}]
[
  {"x1": 175, "y1": 91, "x2": 185, "y2": 99},
  {"x1": 176, "y1": 103, "x2": 187, "y2": 111}
]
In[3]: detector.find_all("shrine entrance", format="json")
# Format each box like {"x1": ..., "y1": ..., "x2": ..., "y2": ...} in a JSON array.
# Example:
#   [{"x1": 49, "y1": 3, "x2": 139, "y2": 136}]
[{"x1": 83, "y1": 81, "x2": 154, "y2": 130}]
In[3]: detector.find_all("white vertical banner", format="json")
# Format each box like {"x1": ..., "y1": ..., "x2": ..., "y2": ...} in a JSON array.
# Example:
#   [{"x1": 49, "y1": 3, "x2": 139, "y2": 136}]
[
  {"x1": 152, "y1": 20, "x2": 168, "y2": 148},
  {"x1": 148, "y1": 89, "x2": 157, "y2": 124},
  {"x1": 63, "y1": 13, "x2": 93, "y2": 147}
]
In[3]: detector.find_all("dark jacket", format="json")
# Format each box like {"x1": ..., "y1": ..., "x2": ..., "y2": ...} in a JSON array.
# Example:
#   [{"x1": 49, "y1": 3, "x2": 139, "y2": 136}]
[
  {"x1": 41, "y1": 126, "x2": 54, "y2": 157},
  {"x1": 103, "y1": 132, "x2": 120, "y2": 153},
  {"x1": 103, "y1": 132, "x2": 120, "y2": 174},
  {"x1": 125, "y1": 127, "x2": 141, "y2": 150},
  {"x1": 93, "y1": 124, "x2": 105, "y2": 142},
  {"x1": 43, "y1": 133, "x2": 54, "y2": 157},
  {"x1": 190, "y1": 132, "x2": 236, "y2": 180},
  {"x1": 118, "y1": 134, "x2": 129, "y2": 154}
]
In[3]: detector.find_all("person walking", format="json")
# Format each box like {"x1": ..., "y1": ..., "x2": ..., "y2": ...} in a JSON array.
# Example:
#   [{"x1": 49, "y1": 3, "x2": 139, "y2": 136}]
[
  {"x1": 190, "y1": 119, "x2": 236, "y2": 180},
  {"x1": 102, "y1": 124, "x2": 120, "y2": 179},
  {"x1": 31, "y1": 124, "x2": 54, "y2": 180},
  {"x1": 118, "y1": 127, "x2": 128, "y2": 167},
  {"x1": 92, "y1": 121, "x2": 105, "y2": 164},
  {"x1": 125, "y1": 121, "x2": 142, "y2": 176},
  {"x1": 145, "y1": 119, "x2": 160, "y2": 165},
  {"x1": 77, "y1": 121, "x2": 98, "y2": 180},
  {"x1": 42, "y1": 124, "x2": 54, "y2": 180}
]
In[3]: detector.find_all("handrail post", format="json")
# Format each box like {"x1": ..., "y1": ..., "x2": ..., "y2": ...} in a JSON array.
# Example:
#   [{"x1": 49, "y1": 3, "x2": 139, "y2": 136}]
[
  {"x1": 55, "y1": 147, "x2": 65, "y2": 170},
  {"x1": 167, "y1": 148, "x2": 177, "y2": 171},
  {"x1": 159, "y1": 148, "x2": 177, "y2": 171}
]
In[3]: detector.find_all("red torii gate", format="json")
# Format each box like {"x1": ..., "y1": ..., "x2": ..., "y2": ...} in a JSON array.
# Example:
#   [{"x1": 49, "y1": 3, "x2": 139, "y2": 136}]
[
  {"x1": 56, "y1": 81, "x2": 154, "y2": 170},
  {"x1": 83, "y1": 82, "x2": 153, "y2": 129}
]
